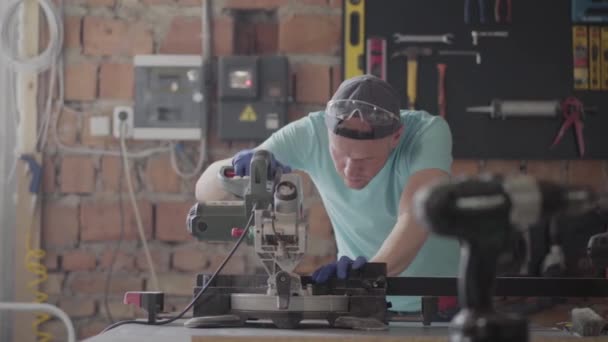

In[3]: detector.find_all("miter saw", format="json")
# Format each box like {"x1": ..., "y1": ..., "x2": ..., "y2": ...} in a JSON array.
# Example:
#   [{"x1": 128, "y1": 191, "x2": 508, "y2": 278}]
[{"x1": 185, "y1": 150, "x2": 389, "y2": 330}]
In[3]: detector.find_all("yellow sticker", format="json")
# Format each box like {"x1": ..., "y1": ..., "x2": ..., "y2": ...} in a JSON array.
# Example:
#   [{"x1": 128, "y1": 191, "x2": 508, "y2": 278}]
[{"x1": 239, "y1": 105, "x2": 257, "y2": 122}]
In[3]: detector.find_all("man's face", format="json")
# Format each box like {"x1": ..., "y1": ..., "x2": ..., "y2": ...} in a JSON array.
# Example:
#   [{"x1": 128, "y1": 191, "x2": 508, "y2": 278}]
[{"x1": 328, "y1": 120, "x2": 403, "y2": 189}]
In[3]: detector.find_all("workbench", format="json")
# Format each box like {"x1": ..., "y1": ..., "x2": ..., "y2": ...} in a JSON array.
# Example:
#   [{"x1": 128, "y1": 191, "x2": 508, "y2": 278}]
[{"x1": 83, "y1": 319, "x2": 603, "y2": 342}]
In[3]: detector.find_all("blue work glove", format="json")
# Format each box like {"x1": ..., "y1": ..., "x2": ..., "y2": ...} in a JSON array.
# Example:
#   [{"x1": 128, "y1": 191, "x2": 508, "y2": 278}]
[
  {"x1": 311, "y1": 256, "x2": 367, "y2": 283},
  {"x1": 232, "y1": 149, "x2": 291, "y2": 177}
]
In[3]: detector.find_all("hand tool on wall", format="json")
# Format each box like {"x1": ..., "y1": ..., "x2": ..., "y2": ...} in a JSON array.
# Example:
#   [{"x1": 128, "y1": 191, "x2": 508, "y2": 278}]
[
  {"x1": 471, "y1": 30, "x2": 509, "y2": 46},
  {"x1": 366, "y1": 36, "x2": 387, "y2": 80},
  {"x1": 438, "y1": 50, "x2": 481, "y2": 65},
  {"x1": 414, "y1": 173, "x2": 600, "y2": 342},
  {"x1": 393, "y1": 33, "x2": 454, "y2": 45},
  {"x1": 436, "y1": 63, "x2": 447, "y2": 118},
  {"x1": 494, "y1": 0, "x2": 512, "y2": 23},
  {"x1": 573, "y1": 25, "x2": 590, "y2": 90},
  {"x1": 590, "y1": 26, "x2": 601, "y2": 90},
  {"x1": 464, "y1": 0, "x2": 489, "y2": 24},
  {"x1": 602, "y1": 27, "x2": 608, "y2": 90},
  {"x1": 466, "y1": 99, "x2": 562, "y2": 119},
  {"x1": 551, "y1": 97, "x2": 585, "y2": 157},
  {"x1": 391, "y1": 47, "x2": 433, "y2": 110}
]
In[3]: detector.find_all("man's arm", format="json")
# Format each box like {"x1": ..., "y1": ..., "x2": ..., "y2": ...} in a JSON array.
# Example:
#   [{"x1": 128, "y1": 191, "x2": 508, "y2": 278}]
[{"x1": 370, "y1": 168, "x2": 449, "y2": 276}]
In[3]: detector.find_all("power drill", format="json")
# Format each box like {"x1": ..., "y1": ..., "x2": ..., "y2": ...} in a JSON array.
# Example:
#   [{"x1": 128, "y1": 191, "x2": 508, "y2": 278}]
[{"x1": 413, "y1": 174, "x2": 598, "y2": 342}]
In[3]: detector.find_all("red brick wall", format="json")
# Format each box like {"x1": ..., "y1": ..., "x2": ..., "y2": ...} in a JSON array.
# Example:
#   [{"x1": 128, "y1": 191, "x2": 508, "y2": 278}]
[{"x1": 40, "y1": 0, "x2": 607, "y2": 339}]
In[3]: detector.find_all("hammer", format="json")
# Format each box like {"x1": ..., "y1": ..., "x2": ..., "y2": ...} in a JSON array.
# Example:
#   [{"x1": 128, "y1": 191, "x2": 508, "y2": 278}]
[{"x1": 391, "y1": 47, "x2": 433, "y2": 110}]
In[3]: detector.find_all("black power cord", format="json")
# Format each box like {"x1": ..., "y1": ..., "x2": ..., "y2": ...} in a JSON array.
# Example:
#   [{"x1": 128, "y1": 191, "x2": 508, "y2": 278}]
[{"x1": 100, "y1": 203, "x2": 257, "y2": 334}]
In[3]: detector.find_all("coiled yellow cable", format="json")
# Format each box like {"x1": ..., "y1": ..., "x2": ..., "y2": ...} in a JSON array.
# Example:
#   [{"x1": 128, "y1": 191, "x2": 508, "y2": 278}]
[{"x1": 25, "y1": 231, "x2": 53, "y2": 342}]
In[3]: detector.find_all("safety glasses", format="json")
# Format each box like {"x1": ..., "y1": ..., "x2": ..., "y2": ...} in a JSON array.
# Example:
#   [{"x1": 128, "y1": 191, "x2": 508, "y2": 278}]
[{"x1": 325, "y1": 99, "x2": 401, "y2": 139}]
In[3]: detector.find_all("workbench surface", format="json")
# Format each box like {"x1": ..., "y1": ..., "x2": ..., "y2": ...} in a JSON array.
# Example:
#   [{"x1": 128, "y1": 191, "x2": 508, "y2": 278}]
[{"x1": 83, "y1": 320, "x2": 602, "y2": 342}]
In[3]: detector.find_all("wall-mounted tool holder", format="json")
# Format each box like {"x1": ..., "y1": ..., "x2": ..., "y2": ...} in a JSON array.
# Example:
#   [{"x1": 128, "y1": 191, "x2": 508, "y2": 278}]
[{"x1": 342, "y1": 0, "x2": 608, "y2": 159}]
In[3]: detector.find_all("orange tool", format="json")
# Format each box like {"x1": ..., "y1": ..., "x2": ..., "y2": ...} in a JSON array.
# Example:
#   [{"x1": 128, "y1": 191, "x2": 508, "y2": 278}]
[
  {"x1": 494, "y1": 0, "x2": 512, "y2": 23},
  {"x1": 437, "y1": 63, "x2": 447, "y2": 118},
  {"x1": 551, "y1": 97, "x2": 585, "y2": 157}
]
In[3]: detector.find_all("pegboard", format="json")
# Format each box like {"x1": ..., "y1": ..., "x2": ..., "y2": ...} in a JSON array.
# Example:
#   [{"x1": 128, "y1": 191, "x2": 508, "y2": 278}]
[{"x1": 342, "y1": 0, "x2": 608, "y2": 160}]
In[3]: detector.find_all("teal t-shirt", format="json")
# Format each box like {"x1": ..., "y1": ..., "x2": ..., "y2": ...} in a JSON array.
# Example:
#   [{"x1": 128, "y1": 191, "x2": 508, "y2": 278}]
[{"x1": 259, "y1": 110, "x2": 460, "y2": 312}]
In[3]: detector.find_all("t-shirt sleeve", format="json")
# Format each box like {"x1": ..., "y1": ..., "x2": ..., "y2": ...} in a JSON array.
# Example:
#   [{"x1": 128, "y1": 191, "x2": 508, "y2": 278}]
[
  {"x1": 406, "y1": 117, "x2": 453, "y2": 175},
  {"x1": 258, "y1": 114, "x2": 317, "y2": 172}
]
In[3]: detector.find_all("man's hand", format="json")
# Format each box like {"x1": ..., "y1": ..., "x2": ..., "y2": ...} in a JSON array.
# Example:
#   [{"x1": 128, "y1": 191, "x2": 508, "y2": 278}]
[
  {"x1": 232, "y1": 149, "x2": 292, "y2": 177},
  {"x1": 311, "y1": 256, "x2": 367, "y2": 283}
]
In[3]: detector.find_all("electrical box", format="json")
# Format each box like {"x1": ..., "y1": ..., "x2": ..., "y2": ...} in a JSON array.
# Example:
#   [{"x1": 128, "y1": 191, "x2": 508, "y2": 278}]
[
  {"x1": 133, "y1": 55, "x2": 204, "y2": 140},
  {"x1": 218, "y1": 56, "x2": 289, "y2": 141}
]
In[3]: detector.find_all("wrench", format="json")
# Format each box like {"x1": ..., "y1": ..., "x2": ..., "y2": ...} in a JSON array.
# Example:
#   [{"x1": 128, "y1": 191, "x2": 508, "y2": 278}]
[{"x1": 393, "y1": 33, "x2": 454, "y2": 45}]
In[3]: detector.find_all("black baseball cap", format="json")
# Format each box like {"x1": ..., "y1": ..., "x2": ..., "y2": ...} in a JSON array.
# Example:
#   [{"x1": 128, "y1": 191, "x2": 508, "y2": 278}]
[{"x1": 325, "y1": 74, "x2": 402, "y2": 140}]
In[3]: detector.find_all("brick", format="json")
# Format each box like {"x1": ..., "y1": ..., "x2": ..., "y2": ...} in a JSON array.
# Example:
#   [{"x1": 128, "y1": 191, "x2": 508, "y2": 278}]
[
  {"x1": 145, "y1": 155, "x2": 182, "y2": 193},
  {"x1": 87, "y1": 0, "x2": 116, "y2": 6},
  {"x1": 331, "y1": 64, "x2": 342, "y2": 94},
  {"x1": 568, "y1": 160, "x2": 607, "y2": 190},
  {"x1": 156, "y1": 201, "x2": 196, "y2": 242},
  {"x1": 451, "y1": 160, "x2": 479, "y2": 177},
  {"x1": 482, "y1": 160, "x2": 522, "y2": 176},
  {"x1": 159, "y1": 16, "x2": 234, "y2": 55},
  {"x1": 100, "y1": 249, "x2": 135, "y2": 271},
  {"x1": 294, "y1": 64, "x2": 331, "y2": 104},
  {"x1": 51, "y1": 107, "x2": 80, "y2": 147},
  {"x1": 307, "y1": 200, "x2": 333, "y2": 238},
  {"x1": 172, "y1": 246, "x2": 208, "y2": 272},
  {"x1": 288, "y1": 105, "x2": 308, "y2": 123},
  {"x1": 136, "y1": 247, "x2": 170, "y2": 272},
  {"x1": 78, "y1": 320, "x2": 108, "y2": 340},
  {"x1": 59, "y1": 298, "x2": 97, "y2": 318},
  {"x1": 41, "y1": 273, "x2": 64, "y2": 295},
  {"x1": 279, "y1": 14, "x2": 340, "y2": 54},
  {"x1": 60, "y1": 155, "x2": 96, "y2": 193},
  {"x1": 330, "y1": 0, "x2": 342, "y2": 8},
  {"x1": 41, "y1": 202, "x2": 79, "y2": 248},
  {"x1": 83, "y1": 17, "x2": 152, "y2": 56},
  {"x1": 99, "y1": 63, "x2": 134, "y2": 100},
  {"x1": 157, "y1": 273, "x2": 195, "y2": 296},
  {"x1": 214, "y1": 16, "x2": 235, "y2": 56},
  {"x1": 224, "y1": 0, "x2": 287, "y2": 9},
  {"x1": 254, "y1": 22, "x2": 278, "y2": 54},
  {"x1": 159, "y1": 17, "x2": 202, "y2": 54},
  {"x1": 43, "y1": 251, "x2": 59, "y2": 271},
  {"x1": 299, "y1": 0, "x2": 329, "y2": 6},
  {"x1": 62, "y1": 250, "x2": 97, "y2": 271},
  {"x1": 525, "y1": 160, "x2": 566, "y2": 183},
  {"x1": 99, "y1": 300, "x2": 143, "y2": 320},
  {"x1": 100, "y1": 156, "x2": 139, "y2": 193},
  {"x1": 206, "y1": 254, "x2": 246, "y2": 274},
  {"x1": 42, "y1": 157, "x2": 57, "y2": 193},
  {"x1": 64, "y1": 62, "x2": 98, "y2": 101},
  {"x1": 80, "y1": 201, "x2": 153, "y2": 241},
  {"x1": 177, "y1": 0, "x2": 201, "y2": 5},
  {"x1": 64, "y1": 16, "x2": 82, "y2": 49},
  {"x1": 69, "y1": 273, "x2": 143, "y2": 295}
]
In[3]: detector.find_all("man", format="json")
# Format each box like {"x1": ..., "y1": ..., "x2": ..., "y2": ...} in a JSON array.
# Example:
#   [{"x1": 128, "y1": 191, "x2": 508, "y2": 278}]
[{"x1": 195, "y1": 74, "x2": 460, "y2": 314}]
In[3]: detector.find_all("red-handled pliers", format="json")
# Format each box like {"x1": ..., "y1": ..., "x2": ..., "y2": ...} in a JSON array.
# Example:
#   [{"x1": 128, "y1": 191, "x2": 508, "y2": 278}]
[
  {"x1": 551, "y1": 97, "x2": 585, "y2": 157},
  {"x1": 494, "y1": 0, "x2": 512, "y2": 23}
]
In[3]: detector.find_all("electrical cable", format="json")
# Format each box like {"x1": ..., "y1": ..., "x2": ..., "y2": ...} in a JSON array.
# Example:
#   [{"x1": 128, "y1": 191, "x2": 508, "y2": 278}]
[
  {"x1": 100, "y1": 203, "x2": 257, "y2": 334},
  {"x1": 169, "y1": 139, "x2": 207, "y2": 179},
  {"x1": 119, "y1": 121, "x2": 160, "y2": 291},
  {"x1": 103, "y1": 121, "x2": 127, "y2": 324},
  {"x1": 0, "y1": 0, "x2": 63, "y2": 73}
]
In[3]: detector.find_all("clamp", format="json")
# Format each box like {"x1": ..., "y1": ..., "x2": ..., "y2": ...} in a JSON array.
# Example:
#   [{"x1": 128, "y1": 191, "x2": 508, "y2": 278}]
[{"x1": 551, "y1": 97, "x2": 585, "y2": 157}]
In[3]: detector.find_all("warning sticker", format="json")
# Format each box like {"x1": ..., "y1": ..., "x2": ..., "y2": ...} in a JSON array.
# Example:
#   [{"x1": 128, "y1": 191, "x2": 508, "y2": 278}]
[{"x1": 239, "y1": 105, "x2": 257, "y2": 122}]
